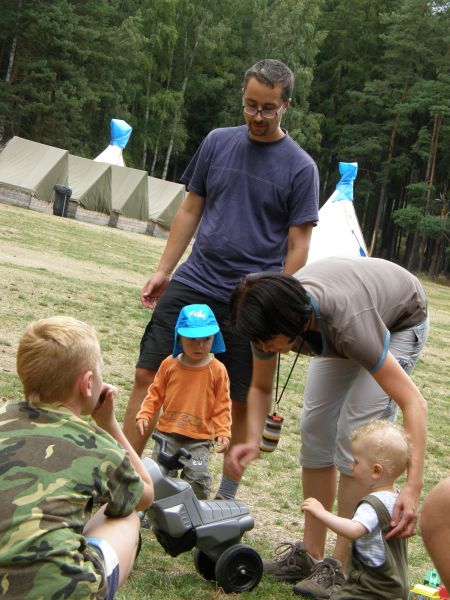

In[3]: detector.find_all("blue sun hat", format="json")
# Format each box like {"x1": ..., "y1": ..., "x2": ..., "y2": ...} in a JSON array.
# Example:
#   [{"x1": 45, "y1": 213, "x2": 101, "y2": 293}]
[{"x1": 172, "y1": 304, "x2": 226, "y2": 357}]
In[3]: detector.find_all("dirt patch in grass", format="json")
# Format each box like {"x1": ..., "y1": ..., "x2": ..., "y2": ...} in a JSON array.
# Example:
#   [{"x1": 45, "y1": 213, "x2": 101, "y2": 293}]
[
  {"x1": 1, "y1": 241, "x2": 146, "y2": 287},
  {"x1": 0, "y1": 238, "x2": 147, "y2": 375}
]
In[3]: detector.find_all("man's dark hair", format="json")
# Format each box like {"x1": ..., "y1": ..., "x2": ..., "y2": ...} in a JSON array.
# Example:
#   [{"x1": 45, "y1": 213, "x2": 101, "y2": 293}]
[
  {"x1": 229, "y1": 272, "x2": 312, "y2": 342},
  {"x1": 244, "y1": 59, "x2": 294, "y2": 102}
]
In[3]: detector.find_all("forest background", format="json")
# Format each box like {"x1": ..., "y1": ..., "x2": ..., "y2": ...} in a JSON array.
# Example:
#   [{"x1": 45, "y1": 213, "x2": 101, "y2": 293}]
[{"x1": 0, "y1": 0, "x2": 449, "y2": 276}]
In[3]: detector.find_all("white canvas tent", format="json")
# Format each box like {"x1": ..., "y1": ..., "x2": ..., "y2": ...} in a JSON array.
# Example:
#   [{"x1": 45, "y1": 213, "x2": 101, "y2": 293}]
[
  {"x1": 68, "y1": 155, "x2": 112, "y2": 214},
  {"x1": 147, "y1": 176, "x2": 185, "y2": 229},
  {"x1": 0, "y1": 136, "x2": 68, "y2": 203},
  {"x1": 307, "y1": 162, "x2": 367, "y2": 264}
]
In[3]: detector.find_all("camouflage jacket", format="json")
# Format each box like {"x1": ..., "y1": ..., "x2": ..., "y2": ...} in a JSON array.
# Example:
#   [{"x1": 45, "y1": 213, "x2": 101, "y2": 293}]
[{"x1": 0, "y1": 401, "x2": 144, "y2": 599}]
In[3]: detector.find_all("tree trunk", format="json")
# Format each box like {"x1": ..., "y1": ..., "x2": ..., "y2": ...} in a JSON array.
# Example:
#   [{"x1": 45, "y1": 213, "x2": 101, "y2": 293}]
[
  {"x1": 368, "y1": 114, "x2": 399, "y2": 255},
  {"x1": 5, "y1": 35, "x2": 17, "y2": 84},
  {"x1": 385, "y1": 184, "x2": 404, "y2": 260},
  {"x1": 0, "y1": 0, "x2": 22, "y2": 143},
  {"x1": 417, "y1": 237, "x2": 427, "y2": 273},
  {"x1": 162, "y1": 23, "x2": 202, "y2": 180},
  {"x1": 360, "y1": 188, "x2": 371, "y2": 235},
  {"x1": 395, "y1": 228, "x2": 403, "y2": 263},
  {"x1": 150, "y1": 133, "x2": 160, "y2": 177},
  {"x1": 4, "y1": 0, "x2": 22, "y2": 83},
  {"x1": 424, "y1": 114, "x2": 443, "y2": 213},
  {"x1": 406, "y1": 232, "x2": 419, "y2": 271},
  {"x1": 427, "y1": 240, "x2": 440, "y2": 280},
  {"x1": 141, "y1": 71, "x2": 152, "y2": 170},
  {"x1": 162, "y1": 136, "x2": 173, "y2": 180},
  {"x1": 161, "y1": 138, "x2": 173, "y2": 181},
  {"x1": 150, "y1": 42, "x2": 175, "y2": 177}
]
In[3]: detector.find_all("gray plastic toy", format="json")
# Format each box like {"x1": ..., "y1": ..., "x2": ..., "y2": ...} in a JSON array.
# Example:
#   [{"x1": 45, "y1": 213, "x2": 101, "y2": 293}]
[{"x1": 142, "y1": 432, "x2": 263, "y2": 594}]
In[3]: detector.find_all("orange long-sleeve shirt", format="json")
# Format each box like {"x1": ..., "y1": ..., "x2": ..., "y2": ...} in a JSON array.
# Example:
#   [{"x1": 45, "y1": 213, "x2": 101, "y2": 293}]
[{"x1": 137, "y1": 356, "x2": 231, "y2": 440}]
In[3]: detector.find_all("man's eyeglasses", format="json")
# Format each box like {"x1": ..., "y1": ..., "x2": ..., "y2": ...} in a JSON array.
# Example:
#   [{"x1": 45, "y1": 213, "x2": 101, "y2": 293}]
[{"x1": 243, "y1": 103, "x2": 285, "y2": 119}]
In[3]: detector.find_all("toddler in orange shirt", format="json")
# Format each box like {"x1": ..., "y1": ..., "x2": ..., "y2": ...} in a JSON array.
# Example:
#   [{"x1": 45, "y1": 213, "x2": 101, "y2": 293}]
[{"x1": 136, "y1": 304, "x2": 231, "y2": 499}]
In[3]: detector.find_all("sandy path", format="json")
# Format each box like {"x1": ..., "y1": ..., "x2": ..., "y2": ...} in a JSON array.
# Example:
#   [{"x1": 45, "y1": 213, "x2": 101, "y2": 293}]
[{"x1": 0, "y1": 242, "x2": 145, "y2": 287}]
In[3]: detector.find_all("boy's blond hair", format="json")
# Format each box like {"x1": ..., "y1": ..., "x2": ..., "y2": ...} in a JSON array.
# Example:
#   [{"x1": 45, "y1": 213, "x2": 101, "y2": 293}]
[
  {"x1": 351, "y1": 420, "x2": 410, "y2": 479},
  {"x1": 16, "y1": 316, "x2": 101, "y2": 406}
]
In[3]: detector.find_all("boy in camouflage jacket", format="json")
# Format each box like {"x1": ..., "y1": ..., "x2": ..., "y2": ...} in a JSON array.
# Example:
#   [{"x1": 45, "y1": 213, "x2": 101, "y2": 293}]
[{"x1": 0, "y1": 316, "x2": 154, "y2": 600}]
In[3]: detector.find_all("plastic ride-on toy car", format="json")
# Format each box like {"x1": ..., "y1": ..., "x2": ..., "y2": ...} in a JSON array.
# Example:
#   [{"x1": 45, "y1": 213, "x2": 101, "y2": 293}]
[{"x1": 142, "y1": 433, "x2": 263, "y2": 594}]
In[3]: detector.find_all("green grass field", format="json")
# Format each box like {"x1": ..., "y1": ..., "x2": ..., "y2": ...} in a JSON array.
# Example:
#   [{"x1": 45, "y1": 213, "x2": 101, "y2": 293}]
[{"x1": 1, "y1": 203, "x2": 449, "y2": 599}]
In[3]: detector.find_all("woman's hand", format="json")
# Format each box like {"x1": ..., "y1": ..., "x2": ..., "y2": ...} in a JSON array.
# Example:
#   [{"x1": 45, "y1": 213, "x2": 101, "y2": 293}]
[
  {"x1": 386, "y1": 482, "x2": 420, "y2": 539},
  {"x1": 225, "y1": 443, "x2": 261, "y2": 478}
]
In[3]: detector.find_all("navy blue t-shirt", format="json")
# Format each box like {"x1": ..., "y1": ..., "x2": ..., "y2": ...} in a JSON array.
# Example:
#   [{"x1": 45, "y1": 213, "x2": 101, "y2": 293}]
[{"x1": 174, "y1": 125, "x2": 319, "y2": 301}]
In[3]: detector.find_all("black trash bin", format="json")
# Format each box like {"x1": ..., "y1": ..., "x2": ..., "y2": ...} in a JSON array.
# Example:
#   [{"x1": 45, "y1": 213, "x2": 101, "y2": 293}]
[{"x1": 53, "y1": 185, "x2": 72, "y2": 217}]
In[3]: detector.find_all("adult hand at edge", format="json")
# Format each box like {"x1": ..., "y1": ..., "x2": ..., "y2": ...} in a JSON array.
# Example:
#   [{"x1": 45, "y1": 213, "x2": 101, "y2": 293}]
[
  {"x1": 385, "y1": 483, "x2": 419, "y2": 539},
  {"x1": 140, "y1": 271, "x2": 171, "y2": 309},
  {"x1": 225, "y1": 443, "x2": 260, "y2": 478}
]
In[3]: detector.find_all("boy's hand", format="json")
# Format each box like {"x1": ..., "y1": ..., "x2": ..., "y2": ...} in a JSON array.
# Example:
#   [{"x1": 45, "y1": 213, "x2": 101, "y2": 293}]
[
  {"x1": 215, "y1": 436, "x2": 230, "y2": 453},
  {"x1": 301, "y1": 497, "x2": 326, "y2": 519},
  {"x1": 91, "y1": 384, "x2": 117, "y2": 430},
  {"x1": 136, "y1": 418, "x2": 151, "y2": 437}
]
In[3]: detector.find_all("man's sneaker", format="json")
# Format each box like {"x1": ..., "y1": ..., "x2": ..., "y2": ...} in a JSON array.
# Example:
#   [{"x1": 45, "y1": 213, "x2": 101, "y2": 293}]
[
  {"x1": 262, "y1": 541, "x2": 316, "y2": 582},
  {"x1": 293, "y1": 557, "x2": 346, "y2": 598}
]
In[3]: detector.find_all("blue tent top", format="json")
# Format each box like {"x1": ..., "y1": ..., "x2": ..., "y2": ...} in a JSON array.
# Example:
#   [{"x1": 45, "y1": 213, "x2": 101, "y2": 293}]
[
  {"x1": 330, "y1": 161, "x2": 366, "y2": 256},
  {"x1": 334, "y1": 162, "x2": 358, "y2": 202},
  {"x1": 110, "y1": 119, "x2": 132, "y2": 149}
]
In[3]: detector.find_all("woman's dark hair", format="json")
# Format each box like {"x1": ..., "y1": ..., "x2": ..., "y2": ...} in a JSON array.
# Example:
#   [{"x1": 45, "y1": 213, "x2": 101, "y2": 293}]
[{"x1": 229, "y1": 272, "x2": 312, "y2": 342}]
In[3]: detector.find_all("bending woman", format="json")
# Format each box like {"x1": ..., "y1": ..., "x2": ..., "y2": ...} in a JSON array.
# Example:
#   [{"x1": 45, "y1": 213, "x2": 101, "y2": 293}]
[{"x1": 226, "y1": 256, "x2": 428, "y2": 595}]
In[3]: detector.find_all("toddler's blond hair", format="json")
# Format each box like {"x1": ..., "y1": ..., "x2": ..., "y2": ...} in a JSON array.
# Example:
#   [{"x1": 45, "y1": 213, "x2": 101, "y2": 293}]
[
  {"x1": 351, "y1": 420, "x2": 410, "y2": 479},
  {"x1": 17, "y1": 316, "x2": 101, "y2": 406}
]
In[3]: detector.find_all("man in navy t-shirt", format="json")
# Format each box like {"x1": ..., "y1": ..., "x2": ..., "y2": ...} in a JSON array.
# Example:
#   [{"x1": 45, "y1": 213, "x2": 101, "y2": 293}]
[{"x1": 123, "y1": 58, "x2": 319, "y2": 500}]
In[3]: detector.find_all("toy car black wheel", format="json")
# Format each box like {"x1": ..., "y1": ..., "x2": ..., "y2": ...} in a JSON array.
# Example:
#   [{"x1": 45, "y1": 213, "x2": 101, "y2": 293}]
[
  {"x1": 214, "y1": 544, "x2": 263, "y2": 593},
  {"x1": 193, "y1": 549, "x2": 216, "y2": 581}
]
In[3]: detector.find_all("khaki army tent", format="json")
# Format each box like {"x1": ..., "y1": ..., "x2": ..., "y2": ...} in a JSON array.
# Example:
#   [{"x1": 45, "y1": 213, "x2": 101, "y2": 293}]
[
  {"x1": 147, "y1": 176, "x2": 185, "y2": 229},
  {"x1": 0, "y1": 136, "x2": 68, "y2": 202},
  {"x1": 68, "y1": 155, "x2": 112, "y2": 214},
  {"x1": 0, "y1": 135, "x2": 181, "y2": 233},
  {"x1": 111, "y1": 164, "x2": 148, "y2": 221}
]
